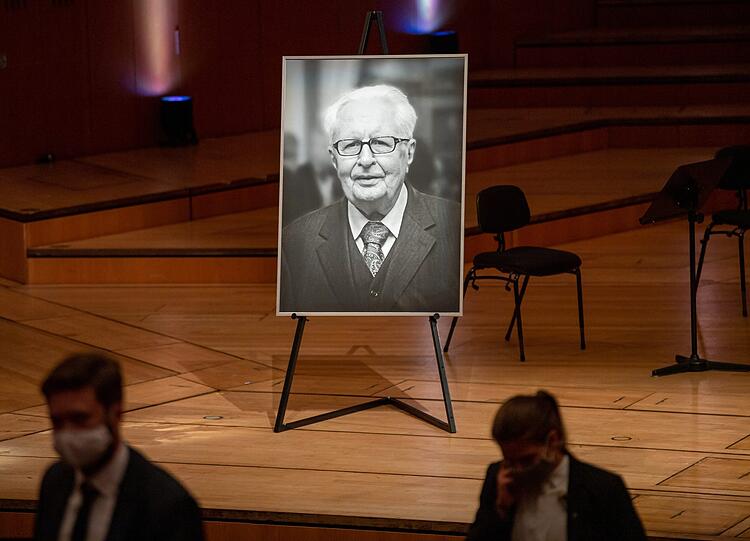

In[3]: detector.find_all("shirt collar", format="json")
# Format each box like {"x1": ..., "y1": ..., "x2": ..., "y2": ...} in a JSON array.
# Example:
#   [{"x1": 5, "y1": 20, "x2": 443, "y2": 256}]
[
  {"x1": 544, "y1": 453, "x2": 570, "y2": 494},
  {"x1": 75, "y1": 442, "x2": 129, "y2": 498},
  {"x1": 348, "y1": 183, "x2": 408, "y2": 241}
]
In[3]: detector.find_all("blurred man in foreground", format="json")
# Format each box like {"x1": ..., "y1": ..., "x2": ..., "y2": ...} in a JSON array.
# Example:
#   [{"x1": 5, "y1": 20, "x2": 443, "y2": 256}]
[
  {"x1": 35, "y1": 353, "x2": 204, "y2": 541},
  {"x1": 467, "y1": 391, "x2": 646, "y2": 541}
]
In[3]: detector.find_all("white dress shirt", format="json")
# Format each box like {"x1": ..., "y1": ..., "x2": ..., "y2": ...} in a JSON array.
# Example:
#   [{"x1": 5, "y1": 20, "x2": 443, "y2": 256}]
[
  {"x1": 348, "y1": 183, "x2": 408, "y2": 259},
  {"x1": 58, "y1": 443, "x2": 129, "y2": 541},
  {"x1": 511, "y1": 454, "x2": 569, "y2": 541}
]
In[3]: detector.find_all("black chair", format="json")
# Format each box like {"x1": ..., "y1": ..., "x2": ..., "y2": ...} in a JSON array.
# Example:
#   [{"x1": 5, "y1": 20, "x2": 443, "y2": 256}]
[
  {"x1": 444, "y1": 185, "x2": 585, "y2": 361},
  {"x1": 696, "y1": 145, "x2": 750, "y2": 317}
]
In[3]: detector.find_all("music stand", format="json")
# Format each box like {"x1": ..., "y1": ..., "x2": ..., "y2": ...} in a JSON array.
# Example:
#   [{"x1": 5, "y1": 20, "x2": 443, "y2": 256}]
[{"x1": 640, "y1": 157, "x2": 750, "y2": 376}]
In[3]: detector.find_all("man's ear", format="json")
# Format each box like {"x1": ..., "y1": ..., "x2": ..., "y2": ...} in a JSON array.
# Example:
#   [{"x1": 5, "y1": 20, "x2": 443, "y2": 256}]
[
  {"x1": 329, "y1": 147, "x2": 337, "y2": 170},
  {"x1": 109, "y1": 402, "x2": 123, "y2": 423},
  {"x1": 547, "y1": 429, "x2": 562, "y2": 449},
  {"x1": 406, "y1": 139, "x2": 416, "y2": 165}
]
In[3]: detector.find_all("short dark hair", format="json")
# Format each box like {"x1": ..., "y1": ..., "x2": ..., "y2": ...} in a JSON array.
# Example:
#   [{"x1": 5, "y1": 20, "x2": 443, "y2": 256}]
[
  {"x1": 492, "y1": 390, "x2": 566, "y2": 446},
  {"x1": 42, "y1": 353, "x2": 123, "y2": 408}
]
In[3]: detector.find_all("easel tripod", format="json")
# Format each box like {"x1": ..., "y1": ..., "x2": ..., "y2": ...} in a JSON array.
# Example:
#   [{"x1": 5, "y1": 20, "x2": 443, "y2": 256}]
[{"x1": 274, "y1": 11, "x2": 457, "y2": 433}]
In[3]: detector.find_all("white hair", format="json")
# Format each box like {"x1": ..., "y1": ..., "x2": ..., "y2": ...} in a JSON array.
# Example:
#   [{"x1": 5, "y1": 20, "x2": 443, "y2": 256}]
[{"x1": 322, "y1": 85, "x2": 417, "y2": 143}]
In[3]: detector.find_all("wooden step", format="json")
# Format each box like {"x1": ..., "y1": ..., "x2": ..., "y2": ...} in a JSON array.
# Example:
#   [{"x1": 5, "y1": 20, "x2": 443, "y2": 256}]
[
  {"x1": 23, "y1": 147, "x2": 721, "y2": 284},
  {"x1": 515, "y1": 26, "x2": 750, "y2": 67},
  {"x1": 469, "y1": 64, "x2": 750, "y2": 106},
  {"x1": 2, "y1": 105, "x2": 749, "y2": 283}
]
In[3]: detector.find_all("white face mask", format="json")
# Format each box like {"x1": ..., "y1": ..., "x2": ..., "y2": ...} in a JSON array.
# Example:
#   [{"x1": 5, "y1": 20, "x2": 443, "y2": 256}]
[{"x1": 53, "y1": 425, "x2": 113, "y2": 470}]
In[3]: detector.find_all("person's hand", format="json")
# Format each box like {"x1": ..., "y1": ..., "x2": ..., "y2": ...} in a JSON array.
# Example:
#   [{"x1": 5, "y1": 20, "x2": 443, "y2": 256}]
[{"x1": 495, "y1": 463, "x2": 515, "y2": 518}]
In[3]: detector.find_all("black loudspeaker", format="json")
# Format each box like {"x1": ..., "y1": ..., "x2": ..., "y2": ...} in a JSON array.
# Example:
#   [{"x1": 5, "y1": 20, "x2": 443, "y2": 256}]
[
  {"x1": 160, "y1": 95, "x2": 198, "y2": 146},
  {"x1": 428, "y1": 31, "x2": 459, "y2": 54}
]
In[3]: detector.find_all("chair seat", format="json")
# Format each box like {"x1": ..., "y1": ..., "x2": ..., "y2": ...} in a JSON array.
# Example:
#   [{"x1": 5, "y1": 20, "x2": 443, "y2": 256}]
[
  {"x1": 712, "y1": 209, "x2": 750, "y2": 228},
  {"x1": 473, "y1": 246, "x2": 582, "y2": 277}
]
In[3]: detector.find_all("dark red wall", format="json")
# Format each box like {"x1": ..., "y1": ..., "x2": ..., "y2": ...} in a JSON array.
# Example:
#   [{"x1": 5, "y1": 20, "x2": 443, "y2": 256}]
[{"x1": 0, "y1": 0, "x2": 594, "y2": 167}]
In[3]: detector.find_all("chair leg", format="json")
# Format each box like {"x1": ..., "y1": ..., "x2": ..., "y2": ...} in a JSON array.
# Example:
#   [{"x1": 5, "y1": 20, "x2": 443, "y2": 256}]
[
  {"x1": 505, "y1": 275, "x2": 529, "y2": 341},
  {"x1": 696, "y1": 223, "x2": 714, "y2": 287},
  {"x1": 512, "y1": 276, "x2": 526, "y2": 362},
  {"x1": 739, "y1": 231, "x2": 748, "y2": 317},
  {"x1": 575, "y1": 268, "x2": 586, "y2": 350},
  {"x1": 444, "y1": 269, "x2": 474, "y2": 352}
]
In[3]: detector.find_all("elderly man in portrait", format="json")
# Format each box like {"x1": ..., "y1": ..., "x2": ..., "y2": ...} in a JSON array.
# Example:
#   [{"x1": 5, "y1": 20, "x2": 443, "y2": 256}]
[{"x1": 279, "y1": 84, "x2": 461, "y2": 313}]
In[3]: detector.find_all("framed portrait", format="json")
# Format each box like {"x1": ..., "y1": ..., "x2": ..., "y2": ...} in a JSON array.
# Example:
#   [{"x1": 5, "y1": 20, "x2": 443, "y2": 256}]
[{"x1": 276, "y1": 55, "x2": 467, "y2": 316}]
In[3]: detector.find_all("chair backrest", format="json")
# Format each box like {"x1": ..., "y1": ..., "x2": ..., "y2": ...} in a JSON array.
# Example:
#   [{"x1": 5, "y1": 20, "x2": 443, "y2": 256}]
[
  {"x1": 716, "y1": 145, "x2": 750, "y2": 191},
  {"x1": 476, "y1": 185, "x2": 531, "y2": 233}
]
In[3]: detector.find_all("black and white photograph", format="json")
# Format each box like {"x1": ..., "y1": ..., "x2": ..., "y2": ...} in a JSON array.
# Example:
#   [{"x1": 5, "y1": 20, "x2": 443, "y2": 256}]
[{"x1": 276, "y1": 55, "x2": 467, "y2": 316}]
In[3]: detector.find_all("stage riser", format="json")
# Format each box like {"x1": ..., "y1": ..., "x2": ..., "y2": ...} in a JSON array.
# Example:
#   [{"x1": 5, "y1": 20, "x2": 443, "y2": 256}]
[
  {"x1": 0, "y1": 186, "x2": 279, "y2": 284},
  {"x1": 0, "y1": 217, "x2": 27, "y2": 283},
  {"x1": 204, "y1": 522, "x2": 460, "y2": 541},
  {"x1": 23, "y1": 203, "x2": 651, "y2": 285},
  {"x1": 465, "y1": 202, "x2": 652, "y2": 265},
  {"x1": 0, "y1": 512, "x2": 463, "y2": 541},
  {"x1": 4, "y1": 123, "x2": 748, "y2": 284},
  {"x1": 467, "y1": 128, "x2": 608, "y2": 172},
  {"x1": 608, "y1": 123, "x2": 750, "y2": 149},
  {"x1": 192, "y1": 182, "x2": 279, "y2": 220},
  {"x1": 27, "y1": 199, "x2": 190, "y2": 248},
  {"x1": 0, "y1": 512, "x2": 705, "y2": 540},
  {"x1": 0, "y1": 511, "x2": 32, "y2": 539},
  {"x1": 515, "y1": 43, "x2": 750, "y2": 68},
  {"x1": 469, "y1": 83, "x2": 750, "y2": 108},
  {"x1": 468, "y1": 123, "x2": 750, "y2": 172},
  {"x1": 26, "y1": 257, "x2": 278, "y2": 285}
]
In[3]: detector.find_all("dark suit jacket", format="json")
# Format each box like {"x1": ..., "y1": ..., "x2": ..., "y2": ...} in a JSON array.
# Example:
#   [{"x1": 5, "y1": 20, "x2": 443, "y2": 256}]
[
  {"x1": 466, "y1": 455, "x2": 647, "y2": 541},
  {"x1": 279, "y1": 184, "x2": 461, "y2": 313},
  {"x1": 34, "y1": 447, "x2": 204, "y2": 541}
]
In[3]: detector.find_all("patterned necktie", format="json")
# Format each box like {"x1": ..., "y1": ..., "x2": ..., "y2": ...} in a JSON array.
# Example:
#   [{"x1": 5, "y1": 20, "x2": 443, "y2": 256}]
[
  {"x1": 72, "y1": 481, "x2": 98, "y2": 541},
  {"x1": 361, "y1": 221, "x2": 390, "y2": 276}
]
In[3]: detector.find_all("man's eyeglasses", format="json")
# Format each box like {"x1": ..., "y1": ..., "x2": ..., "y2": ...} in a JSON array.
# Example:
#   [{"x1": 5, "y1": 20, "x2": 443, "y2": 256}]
[{"x1": 333, "y1": 136, "x2": 411, "y2": 157}]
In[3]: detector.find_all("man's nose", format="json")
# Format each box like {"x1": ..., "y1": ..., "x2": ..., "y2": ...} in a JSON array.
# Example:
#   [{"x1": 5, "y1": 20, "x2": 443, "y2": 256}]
[{"x1": 357, "y1": 143, "x2": 376, "y2": 166}]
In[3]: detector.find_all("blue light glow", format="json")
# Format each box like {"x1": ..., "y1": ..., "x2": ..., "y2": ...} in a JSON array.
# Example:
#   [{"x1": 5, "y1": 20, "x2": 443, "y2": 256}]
[
  {"x1": 161, "y1": 95, "x2": 191, "y2": 102},
  {"x1": 392, "y1": 0, "x2": 453, "y2": 34}
]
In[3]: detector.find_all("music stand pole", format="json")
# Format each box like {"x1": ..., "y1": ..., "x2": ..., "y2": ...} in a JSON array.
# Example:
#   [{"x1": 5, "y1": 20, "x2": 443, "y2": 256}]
[
  {"x1": 651, "y1": 213, "x2": 750, "y2": 376},
  {"x1": 641, "y1": 158, "x2": 750, "y2": 376}
]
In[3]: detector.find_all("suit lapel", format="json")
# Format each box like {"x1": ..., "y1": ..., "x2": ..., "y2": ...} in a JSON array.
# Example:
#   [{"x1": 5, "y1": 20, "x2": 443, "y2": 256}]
[
  {"x1": 106, "y1": 448, "x2": 139, "y2": 541},
  {"x1": 380, "y1": 186, "x2": 436, "y2": 308},
  {"x1": 316, "y1": 200, "x2": 357, "y2": 306},
  {"x1": 47, "y1": 467, "x2": 75, "y2": 540},
  {"x1": 566, "y1": 455, "x2": 586, "y2": 541}
]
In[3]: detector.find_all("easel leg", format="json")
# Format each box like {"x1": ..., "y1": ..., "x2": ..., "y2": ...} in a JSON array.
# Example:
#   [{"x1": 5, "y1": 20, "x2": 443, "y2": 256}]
[
  {"x1": 274, "y1": 315, "x2": 307, "y2": 432},
  {"x1": 273, "y1": 315, "x2": 457, "y2": 433},
  {"x1": 429, "y1": 315, "x2": 456, "y2": 433}
]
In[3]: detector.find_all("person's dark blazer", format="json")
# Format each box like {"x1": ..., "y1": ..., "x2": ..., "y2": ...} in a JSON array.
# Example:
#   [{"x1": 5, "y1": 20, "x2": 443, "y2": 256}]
[
  {"x1": 34, "y1": 447, "x2": 204, "y2": 541},
  {"x1": 466, "y1": 454, "x2": 647, "y2": 541},
  {"x1": 279, "y1": 183, "x2": 461, "y2": 313}
]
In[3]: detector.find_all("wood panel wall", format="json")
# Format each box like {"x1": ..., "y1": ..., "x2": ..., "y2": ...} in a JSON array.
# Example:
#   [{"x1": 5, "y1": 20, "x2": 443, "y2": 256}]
[{"x1": 0, "y1": 0, "x2": 594, "y2": 168}]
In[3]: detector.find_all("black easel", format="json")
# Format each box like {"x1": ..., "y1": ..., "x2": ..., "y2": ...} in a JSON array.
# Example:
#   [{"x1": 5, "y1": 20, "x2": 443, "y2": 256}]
[
  {"x1": 640, "y1": 158, "x2": 750, "y2": 376},
  {"x1": 274, "y1": 11, "x2": 456, "y2": 433},
  {"x1": 358, "y1": 10, "x2": 389, "y2": 55},
  {"x1": 274, "y1": 313, "x2": 456, "y2": 433}
]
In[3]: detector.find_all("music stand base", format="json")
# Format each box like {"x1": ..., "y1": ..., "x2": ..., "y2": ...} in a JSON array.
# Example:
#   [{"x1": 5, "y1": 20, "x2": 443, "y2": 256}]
[{"x1": 652, "y1": 354, "x2": 750, "y2": 376}]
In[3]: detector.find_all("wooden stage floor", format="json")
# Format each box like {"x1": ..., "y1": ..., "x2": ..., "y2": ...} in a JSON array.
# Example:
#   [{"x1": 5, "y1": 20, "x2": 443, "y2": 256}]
[{"x1": 1, "y1": 221, "x2": 749, "y2": 540}]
